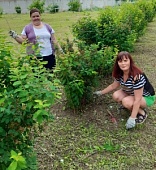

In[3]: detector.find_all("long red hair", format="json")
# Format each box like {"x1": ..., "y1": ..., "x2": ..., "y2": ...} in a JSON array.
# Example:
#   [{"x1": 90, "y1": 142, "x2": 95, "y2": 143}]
[{"x1": 112, "y1": 51, "x2": 142, "y2": 78}]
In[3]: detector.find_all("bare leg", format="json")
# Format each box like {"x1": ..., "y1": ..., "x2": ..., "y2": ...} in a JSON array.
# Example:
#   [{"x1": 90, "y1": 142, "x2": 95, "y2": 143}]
[
  {"x1": 113, "y1": 90, "x2": 147, "y2": 117},
  {"x1": 112, "y1": 89, "x2": 128, "y2": 103},
  {"x1": 121, "y1": 96, "x2": 147, "y2": 116}
]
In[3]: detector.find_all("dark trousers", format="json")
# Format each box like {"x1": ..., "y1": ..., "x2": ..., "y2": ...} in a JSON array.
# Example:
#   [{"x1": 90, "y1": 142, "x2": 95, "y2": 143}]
[{"x1": 42, "y1": 54, "x2": 56, "y2": 70}]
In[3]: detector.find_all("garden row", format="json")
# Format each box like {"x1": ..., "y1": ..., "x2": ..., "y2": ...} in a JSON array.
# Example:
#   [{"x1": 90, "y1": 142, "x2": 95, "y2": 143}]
[{"x1": 56, "y1": 0, "x2": 156, "y2": 108}]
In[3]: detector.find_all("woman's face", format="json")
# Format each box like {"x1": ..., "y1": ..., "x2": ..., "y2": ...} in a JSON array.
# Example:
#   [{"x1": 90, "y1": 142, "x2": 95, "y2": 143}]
[
  {"x1": 30, "y1": 12, "x2": 41, "y2": 25},
  {"x1": 117, "y1": 56, "x2": 130, "y2": 72}
]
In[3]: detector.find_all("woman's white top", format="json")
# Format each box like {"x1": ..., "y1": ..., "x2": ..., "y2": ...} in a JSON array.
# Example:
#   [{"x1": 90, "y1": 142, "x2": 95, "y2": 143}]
[{"x1": 22, "y1": 25, "x2": 55, "y2": 56}]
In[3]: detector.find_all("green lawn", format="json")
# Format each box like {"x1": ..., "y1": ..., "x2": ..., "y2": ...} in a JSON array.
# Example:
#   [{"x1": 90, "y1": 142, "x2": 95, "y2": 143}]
[{"x1": 1, "y1": 11, "x2": 99, "y2": 41}]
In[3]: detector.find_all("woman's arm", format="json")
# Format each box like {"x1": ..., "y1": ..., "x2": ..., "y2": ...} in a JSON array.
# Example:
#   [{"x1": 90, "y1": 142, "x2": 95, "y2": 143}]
[
  {"x1": 14, "y1": 35, "x2": 26, "y2": 44},
  {"x1": 9, "y1": 30, "x2": 26, "y2": 44},
  {"x1": 51, "y1": 34, "x2": 63, "y2": 53},
  {"x1": 94, "y1": 80, "x2": 120, "y2": 96},
  {"x1": 130, "y1": 87, "x2": 143, "y2": 118},
  {"x1": 101, "y1": 81, "x2": 120, "y2": 95}
]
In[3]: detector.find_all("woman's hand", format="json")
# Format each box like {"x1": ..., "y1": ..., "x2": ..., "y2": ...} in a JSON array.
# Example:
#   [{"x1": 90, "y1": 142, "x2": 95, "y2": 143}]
[
  {"x1": 93, "y1": 91, "x2": 103, "y2": 96},
  {"x1": 9, "y1": 30, "x2": 18, "y2": 39},
  {"x1": 126, "y1": 117, "x2": 136, "y2": 129}
]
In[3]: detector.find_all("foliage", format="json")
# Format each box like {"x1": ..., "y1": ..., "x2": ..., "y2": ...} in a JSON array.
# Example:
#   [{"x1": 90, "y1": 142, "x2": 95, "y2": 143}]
[
  {"x1": 72, "y1": 1, "x2": 156, "y2": 52},
  {"x1": 72, "y1": 13, "x2": 99, "y2": 45},
  {"x1": 56, "y1": 39, "x2": 117, "y2": 109},
  {"x1": 151, "y1": 0, "x2": 156, "y2": 13},
  {"x1": 28, "y1": 0, "x2": 45, "y2": 13},
  {"x1": 68, "y1": 0, "x2": 82, "y2": 12},
  {"x1": 119, "y1": 2, "x2": 146, "y2": 38},
  {"x1": 0, "y1": 32, "x2": 61, "y2": 169},
  {"x1": 136, "y1": 0, "x2": 155, "y2": 22},
  {"x1": 0, "y1": 33, "x2": 13, "y2": 91},
  {"x1": 72, "y1": 7, "x2": 137, "y2": 52},
  {"x1": 46, "y1": 4, "x2": 59, "y2": 13},
  {"x1": 7, "y1": 150, "x2": 27, "y2": 170},
  {"x1": 96, "y1": 7, "x2": 137, "y2": 51},
  {"x1": 99, "y1": 8, "x2": 137, "y2": 51},
  {"x1": 78, "y1": 141, "x2": 120, "y2": 153},
  {"x1": 15, "y1": 6, "x2": 21, "y2": 14},
  {"x1": 0, "y1": 6, "x2": 3, "y2": 16}
]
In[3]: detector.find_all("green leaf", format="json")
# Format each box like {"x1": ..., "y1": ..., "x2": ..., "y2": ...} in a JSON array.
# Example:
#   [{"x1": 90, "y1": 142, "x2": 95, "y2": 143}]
[
  {"x1": 34, "y1": 100, "x2": 43, "y2": 105},
  {"x1": 7, "y1": 161, "x2": 17, "y2": 170},
  {"x1": 0, "y1": 127, "x2": 6, "y2": 136},
  {"x1": 24, "y1": 84, "x2": 29, "y2": 88},
  {"x1": 13, "y1": 81, "x2": 22, "y2": 86},
  {"x1": 18, "y1": 161, "x2": 27, "y2": 169},
  {"x1": 20, "y1": 74, "x2": 28, "y2": 79},
  {"x1": 0, "y1": 98, "x2": 5, "y2": 105},
  {"x1": 33, "y1": 110, "x2": 42, "y2": 119},
  {"x1": 36, "y1": 115, "x2": 43, "y2": 124},
  {"x1": 11, "y1": 150, "x2": 18, "y2": 157}
]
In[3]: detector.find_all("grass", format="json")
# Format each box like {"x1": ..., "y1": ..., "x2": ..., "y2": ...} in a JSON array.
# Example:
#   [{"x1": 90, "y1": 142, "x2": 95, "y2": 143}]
[
  {"x1": 0, "y1": 11, "x2": 99, "y2": 41},
  {"x1": 1, "y1": 11, "x2": 156, "y2": 170}
]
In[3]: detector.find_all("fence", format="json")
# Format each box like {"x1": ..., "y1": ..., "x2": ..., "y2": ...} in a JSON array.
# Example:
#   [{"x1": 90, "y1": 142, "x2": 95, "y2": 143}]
[{"x1": 0, "y1": 0, "x2": 120, "y2": 14}]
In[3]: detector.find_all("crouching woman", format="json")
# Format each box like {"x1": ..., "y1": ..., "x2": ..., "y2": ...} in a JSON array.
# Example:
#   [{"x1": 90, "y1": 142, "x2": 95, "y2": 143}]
[{"x1": 94, "y1": 51, "x2": 155, "y2": 129}]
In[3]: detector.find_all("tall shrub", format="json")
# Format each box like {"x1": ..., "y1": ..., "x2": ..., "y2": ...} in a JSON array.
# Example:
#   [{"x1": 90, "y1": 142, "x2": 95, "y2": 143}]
[
  {"x1": 56, "y1": 39, "x2": 116, "y2": 109},
  {"x1": 68, "y1": 0, "x2": 82, "y2": 12},
  {"x1": 97, "y1": 7, "x2": 137, "y2": 51},
  {"x1": 46, "y1": 4, "x2": 59, "y2": 13},
  {"x1": 0, "y1": 32, "x2": 61, "y2": 169},
  {"x1": 0, "y1": 6, "x2": 3, "y2": 16},
  {"x1": 28, "y1": 0, "x2": 45, "y2": 13},
  {"x1": 136, "y1": 0, "x2": 155, "y2": 22},
  {"x1": 119, "y1": 2, "x2": 146, "y2": 38},
  {"x1": 72, "y1": 14, "x2": 98, "y2": 45}
]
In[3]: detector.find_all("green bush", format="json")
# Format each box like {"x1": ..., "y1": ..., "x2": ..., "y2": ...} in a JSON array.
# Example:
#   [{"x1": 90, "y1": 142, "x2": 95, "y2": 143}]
[
  {"x1": 72, "y1": 14, "x2": 98, "y2": 45},
  {"x1": 96, "y1": 7, "x2": 136, "y2": 51},
  {"x1": 56, "y1": 39, "x2": 116, "y2": 109},
  {"x1": 96, "y1": 7, "x2": 120, "y2": 47},
  {"x1": 46, "y1": 4, "x2": 59, "y2": 13},
  {"x1": 136, "y1": 0, "x2": 155, "y2": 22},
  {"x1": 151, "y1": 0, "x2": 156, "y2": 13},
  {"x1": 0, "y1": 32, "x2": 61, "y2": 169},
  {"x1": 68, "y1": 0, "x2": 82, "y2": 12},
  {"x1": 119, "y1": 2, "x2": 146, "y2": 38},
  {"x1": 0, "y1": 32, "x2": 13, "y2": 91},
  {"x1": 28, "y1": 0, "x2": 45, "y2": 13},
  {"x1": 15, "y1": 6, "x2": 22, "y2": 14},
  {"x1": 0, "y1": 6, "x2": 3, "y2": 16},
  {"x1": 72, "y1": 0, "x2": 156, "y2": 52}
]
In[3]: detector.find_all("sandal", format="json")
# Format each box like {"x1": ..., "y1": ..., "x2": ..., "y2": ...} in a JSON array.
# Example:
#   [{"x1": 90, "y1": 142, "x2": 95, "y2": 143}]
[
  {"x1": 136, "y1": 110, "x2": 147, "y2": 124},
  {"x1": 118, "y1": 105, "x2": 126, "y2": 110}
]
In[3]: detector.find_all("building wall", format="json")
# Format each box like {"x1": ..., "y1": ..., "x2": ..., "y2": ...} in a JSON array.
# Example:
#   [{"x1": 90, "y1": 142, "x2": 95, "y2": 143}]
[{"x1": 0, "y1": 0, "x2": 120, "y2": 14}]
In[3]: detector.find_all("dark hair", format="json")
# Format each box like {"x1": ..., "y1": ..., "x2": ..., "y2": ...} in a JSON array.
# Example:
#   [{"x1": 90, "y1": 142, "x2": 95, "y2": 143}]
[
  {"x1": 30, "y1": 8, "x2": 40, "y2": 17},
  {"x1": 112, "y1": 51, "x2": 142, "y2": 78}
]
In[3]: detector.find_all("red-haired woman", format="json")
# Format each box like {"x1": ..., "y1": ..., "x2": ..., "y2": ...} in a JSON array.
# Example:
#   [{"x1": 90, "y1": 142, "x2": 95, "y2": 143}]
[{"x1": 94, "y1": 51, "x2": 155, "y2": 129}]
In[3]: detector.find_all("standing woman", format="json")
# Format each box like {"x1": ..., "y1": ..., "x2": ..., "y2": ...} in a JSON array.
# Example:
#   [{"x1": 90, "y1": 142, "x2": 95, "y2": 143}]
[
  {"x1": 9, "y1": 8, "x2": 63, "y2": 70},
  {"x1": 94, "y1": 51, "x2": 155, "y2": 129}
]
